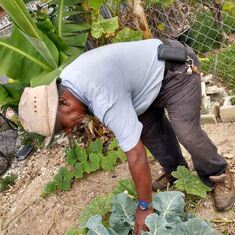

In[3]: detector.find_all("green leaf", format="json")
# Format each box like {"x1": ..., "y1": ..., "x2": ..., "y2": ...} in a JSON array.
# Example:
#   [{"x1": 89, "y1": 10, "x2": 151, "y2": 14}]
[
  {"x1": 112, "y1": 179, "x2": 136, "y2": 198},
  {"x1": 79, "y1": 194, "x2": 113, "y2": 227},
  {"x1": 66, "y1": 228, "x2": 79, "y2": 235},
  {"x1": 171, "y1": 166, "x2": 212, "y2": 198},
  {"x1": 67, "y1": 145, "x2": 78, "y2": 166},
  {"x1": 91, "y1": 17, "x2": 119, "y2": 39},
  {"x1": 75, "y1": 145, "x2": 88, "y2": 162},
  {"x1": 41, "y1": 181, "x2": 57, "y2": 197},
  {"x1": 54, "y1": 167, "x2": 73, "y2": 191},
  {"x1": 153, "y1": 191, "x2": 185, "y2": 227},
  {"x1": 87, "y1": 0, "x2": 104, "y2": 10},
  {"x1": 0, "y1": 28, "x2": 50, "y2": 83},
  {"x1": 0, "y1": 0, "x2": 59, "y2": 69},
  {"x1": 30, "y1": 68, "x2": 61, "y2": 87},
  {"x1": 109, "y1": 193, "x2": 136, "y2": 234},
  {"x1": 89, "y1": 153, "x2": 102, "y2": 171},
  {"x1": 142, "y1": 214, "x2": 169, "y2": 235},
  {"x1": 116, "y1": 149, "x2": 127, "y2": 163},
  {"x1": 74, "y1": 163, "x2": 84, "y2": 179},
  {"x1": 106, "y1": 151, "x2": 117, "y2": 166},
  {"x1": 83, "y1": 161, "x2": 95, "y2": 174},
  {"x1": 87, "y1": 140, "x2": 103, "y2": 155},
  {"x1": 108, "y1": 139, "x2": 118, "y2": 151},
  {"x1": 101, "y1": 156, "x2": 115, "y2": 172},
  {"x1": 86, "y1": 215, "x2": 110, "y2": 235},
  {"x1": 172, "y1": 218, "x2": 216, "y2": 235},
  {"x1": 113, "y1": 28, "x2": 143, "y2": 43}
]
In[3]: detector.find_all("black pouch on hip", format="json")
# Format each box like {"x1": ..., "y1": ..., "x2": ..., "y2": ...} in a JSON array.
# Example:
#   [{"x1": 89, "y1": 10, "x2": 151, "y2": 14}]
[{"x1": 158, "y1": 44, "x2": 187, "y2": 63}]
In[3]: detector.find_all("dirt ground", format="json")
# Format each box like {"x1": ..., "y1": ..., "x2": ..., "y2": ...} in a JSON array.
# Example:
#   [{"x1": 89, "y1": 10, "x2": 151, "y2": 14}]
[{"x1": 0, "y1": 123, "x2": 235, "y2": 235}]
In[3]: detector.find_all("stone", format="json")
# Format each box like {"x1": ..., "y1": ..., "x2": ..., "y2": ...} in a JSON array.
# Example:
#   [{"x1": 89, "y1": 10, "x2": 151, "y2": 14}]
[
  {"x1": 202, "y1": 74, "x2": 213, "y2": 83},
  {"x1": 200, "y1": 114, "x2": 217, "y2": 125},
  {"x1": 210, "y1": 102, "x2": 220, "y2": 118},
  {"x1": 201, "y1": 82, "x2": 206, "y2": 97},
  {"x1": 201, "y1": 95, "x2": 211, "y2": 114},
  {"x1": 223, "y1": 95, "x2": 235, "y2": 106},
  {"x1": 220, "y1": 106, "x2": 235, "y2": 123}
]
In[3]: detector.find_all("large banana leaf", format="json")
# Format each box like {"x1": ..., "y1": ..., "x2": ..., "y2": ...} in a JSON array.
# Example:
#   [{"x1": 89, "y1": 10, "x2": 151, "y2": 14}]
[
  {"x1": 0, "y1": 82, "x2": 25, "y2": 106},
  {"x1": 0, "y1": 0, "x2": 59, "y2": 69},
  {"x1": 52, "y1": 0, "x2": 90, "y2": 56},
  {"x1": 0, "y1": 27, "x2": 51, "y2": 83}
]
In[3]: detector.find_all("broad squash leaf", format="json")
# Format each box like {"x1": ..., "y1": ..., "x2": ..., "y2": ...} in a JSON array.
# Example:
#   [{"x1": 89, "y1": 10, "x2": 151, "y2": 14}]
[
  {"x1": 171, "y1": 166, "x2": 212, "y2": 198},
  {"x1": 113, "y1": 28, "x2": 143, "y2": 43},
  {"x1": 75, "y1": 144, "x2": 88, "y2": 162},
  {"x1": 91, "y1": 17, "x2": 119, "y2": 39},
  {"x1": 66, "y1": 145, "x2": 77, "y2": 166},
  {"x1": 79, "y1": 194, "x2": 113, "y2": 227},
  {"x1": 74, "y1": 163, "x2": 84, "y2": 179},
  {"x1": 89, "y1": 153, "x2": 102, "y2": 171},
  {"x1": 112, "y1": 179, "x2": 136, "y2": 198},
  {"x1": 87, "y1": 140, "x2": 103, "y2": 154}
]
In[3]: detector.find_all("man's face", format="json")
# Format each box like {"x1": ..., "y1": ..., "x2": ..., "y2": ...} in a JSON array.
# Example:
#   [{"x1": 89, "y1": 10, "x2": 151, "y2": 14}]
[{"x1": 55, "y1": 90, "x2": 86, "y2": 134}]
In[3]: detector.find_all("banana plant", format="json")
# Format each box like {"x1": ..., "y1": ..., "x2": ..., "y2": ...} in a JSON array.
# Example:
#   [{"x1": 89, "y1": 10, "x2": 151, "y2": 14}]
[{"x1": 0, "y1": 0, "x2": 90, "y2": 108}]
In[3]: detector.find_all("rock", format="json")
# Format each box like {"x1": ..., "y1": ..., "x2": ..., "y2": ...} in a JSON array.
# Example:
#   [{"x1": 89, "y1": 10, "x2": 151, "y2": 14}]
[
  {"x1": 200, "y1": 114, "x2": 217, "y2": 125},
  {"x1": 220, "y1": 106, "x2": 235, "y2": 123},
  {"x1": 210, "y1": 102, "x2": 220, "y2": 118},
  {"x1": 220, "y1": 96, "x2": 235, "y2": 123},
  {"x1": 201, "y1": 96, "x2": 211, "y2": 114},
  {"x1": 202, "y1": 74, "x2": 213, "y2": 83},
  {"x1": 223, "y1": 153, "x2": 233, "y2": 159},
  {"x1": 201, "y1": 82, "x2": 206, "y2": 97},
  {"x1": 223, "y1": 95, "x2": 235, "y2": 106}
]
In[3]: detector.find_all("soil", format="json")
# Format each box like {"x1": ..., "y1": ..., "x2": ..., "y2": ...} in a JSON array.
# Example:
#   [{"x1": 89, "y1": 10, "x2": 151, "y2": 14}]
[{"x1": 0, "y1": 123, "x2": 235, "y2": 235}]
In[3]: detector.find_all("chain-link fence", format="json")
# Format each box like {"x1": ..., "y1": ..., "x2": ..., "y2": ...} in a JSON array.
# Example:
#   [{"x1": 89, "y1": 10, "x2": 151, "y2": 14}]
[{"x1": 143, "y1": 0, "x2": 235, "y2": 90}]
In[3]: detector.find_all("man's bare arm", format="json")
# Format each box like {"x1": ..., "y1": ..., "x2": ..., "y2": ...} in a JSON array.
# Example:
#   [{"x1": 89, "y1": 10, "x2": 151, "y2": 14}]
[{"x1": 125, "y1": 140, "x2": 153, "y2": 234}]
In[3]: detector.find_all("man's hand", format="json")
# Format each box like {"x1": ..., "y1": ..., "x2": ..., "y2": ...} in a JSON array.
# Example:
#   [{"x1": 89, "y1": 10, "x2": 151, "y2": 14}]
[{"x1": 135, "y1": 207, "x2": 153, "y2": 235}]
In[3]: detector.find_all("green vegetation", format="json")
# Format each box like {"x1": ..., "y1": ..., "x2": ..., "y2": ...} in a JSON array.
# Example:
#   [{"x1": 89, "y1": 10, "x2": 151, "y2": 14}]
[
  {"x1": 41, "y1": 139, "x2": 127, "y2": 197},
  {"x1": 0, "y1": 174, "x2": 15, "y2": 192},
  {"x1": 69, "y1": 190, "x2": 216, "y2": 235},
  {"x1": 171, "y1": 166, "x2": 212, "y2": 198},
  {"x1": 185, "y1": 10, "x2": 221, "y2": 53},
  {"x1": 230, "y1": 97, "x2": 235, "y2": 105},
  {"x1": 201, "y1": 44, "x2": 235, "y2": 92}
]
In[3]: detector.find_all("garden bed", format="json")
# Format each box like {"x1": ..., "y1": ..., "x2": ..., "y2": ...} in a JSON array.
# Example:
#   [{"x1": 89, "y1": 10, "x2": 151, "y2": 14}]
[{"x1": 0, "y1": 123, "x2": 235, "y2": 235}]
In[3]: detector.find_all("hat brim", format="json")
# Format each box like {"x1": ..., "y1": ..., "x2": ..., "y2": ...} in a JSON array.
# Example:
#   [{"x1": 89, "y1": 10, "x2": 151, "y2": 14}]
[{"x1": 44, "y1": 79, "x2": 59, "y2": 147}]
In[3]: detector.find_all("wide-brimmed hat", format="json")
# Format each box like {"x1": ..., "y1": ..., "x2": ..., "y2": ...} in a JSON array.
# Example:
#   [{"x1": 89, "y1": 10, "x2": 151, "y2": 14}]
[{"x1": 19, "y1": 80, "x2": 58, "y2": 146}]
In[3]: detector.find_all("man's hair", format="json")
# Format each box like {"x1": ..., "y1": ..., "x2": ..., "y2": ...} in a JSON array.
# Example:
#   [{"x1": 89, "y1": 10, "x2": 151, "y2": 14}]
[{"x1": 57, "y1": 79, "x2": 67, "y2": 96}]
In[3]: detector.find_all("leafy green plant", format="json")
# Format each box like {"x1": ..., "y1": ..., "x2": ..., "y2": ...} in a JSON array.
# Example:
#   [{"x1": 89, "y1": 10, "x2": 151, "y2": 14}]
[
  {"x1": 0, "y1": 174, "x2": 16, "y2": 192},
  {"x1": 78, "y1": 179, "x2": 135, "y2": 230},
  {"x1": 0, "y1": 0, "x2": 90, "y2": 108},
  {"x1": 201, "y1": 44, "x2": 235, "y2": 92},
  {"x1": 231, "y1": 97, "x2": 235, "y2": 105},
  {"x1": 42, "y1": 139, "x2": 127, "y2": 197},
  {"x1": 84, "y1": 191, "x2": 217, "y2": 234},
  {"x1": 171, "y1": 166, "x2": 212, "y2": 198}
]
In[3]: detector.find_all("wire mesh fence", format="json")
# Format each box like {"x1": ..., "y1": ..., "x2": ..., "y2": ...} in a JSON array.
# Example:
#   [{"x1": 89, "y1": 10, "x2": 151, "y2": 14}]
[{"x1": 143, "y1": 0, "x2": 235, "y2": 89}]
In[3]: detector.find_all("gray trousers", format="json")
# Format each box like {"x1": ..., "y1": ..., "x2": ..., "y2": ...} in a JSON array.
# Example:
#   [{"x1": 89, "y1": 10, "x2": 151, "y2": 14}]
[{"x1": 139, "y1": 40, "x2": 227, "y2": 186}]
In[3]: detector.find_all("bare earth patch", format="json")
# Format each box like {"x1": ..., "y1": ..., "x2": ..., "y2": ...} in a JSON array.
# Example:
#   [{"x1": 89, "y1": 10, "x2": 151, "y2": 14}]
[{"x1": 0, "y1": 123, "x2": 235, "y2": 235}]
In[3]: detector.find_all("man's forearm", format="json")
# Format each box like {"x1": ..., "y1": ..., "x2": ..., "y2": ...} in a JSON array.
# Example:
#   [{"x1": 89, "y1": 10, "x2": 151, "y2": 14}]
[{"x1": 126, "y1": 140, "x2": 152, "y2": 203}]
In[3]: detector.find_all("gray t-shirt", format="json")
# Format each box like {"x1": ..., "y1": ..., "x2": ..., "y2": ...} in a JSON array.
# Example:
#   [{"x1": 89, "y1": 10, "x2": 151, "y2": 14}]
[{"x1": 60, "y1": 39, "x2": 165, "y2": 151}]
